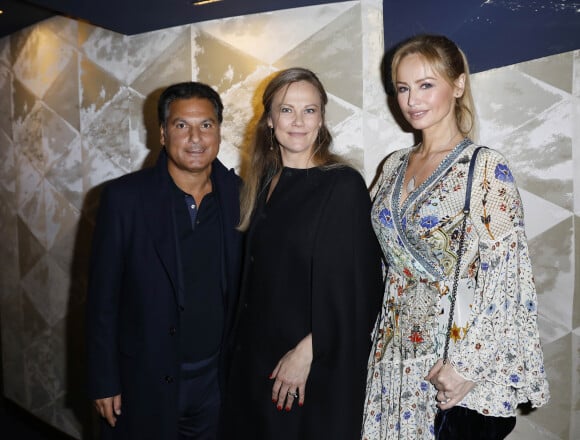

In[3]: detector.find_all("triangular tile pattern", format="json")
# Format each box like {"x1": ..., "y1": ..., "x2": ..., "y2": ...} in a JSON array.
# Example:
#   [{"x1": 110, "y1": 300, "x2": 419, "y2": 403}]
[
  {"x1": 0, "y1": 67, "x2": 13, "y2": 138},
  {"x1": 17, "y1": 216, "x2": 45, "y2": 279},
  {"x1": 12, "y1": 26, "x2": 76, "y2": 100},
  {"x1": 81, "y1": 24, "x2": 187, "y2": 86},
  {"x1": 573, "y1": 50, "x2": 580, "y2": 98},
  {"x1": 520, "y1": 188, "x2": 573, "y2": 240},
  {"x1": 43, "y1": 53, "x2": 80, "y2": 132},
  {"x1": 575, "y1": 216, "x2": 580, "y2": 331},
  {"x1": 193, "y1": 30, "x2": 266, "y2": 96},
  {"x1": 80, "y1": 56, "x2": 125, "y2": 119},
  {"x1": 12, "y1": 77, "x2": 38, "y2": 123},
  {"x1": 529, "y1": 217, "x2": 574, "y2": 342},
  {"x1": 130, "y1": 26, "x2": 192, "y2": 97},
  {"x1": 275, "y1": 4, "x2": 363, "y2": 108},
  {"x1": 495, "y1": 100, "x2": 573, "y2": 212},
  {"x1": 0, "y1": 129, "x2": 16, "y2": 194},
  {"x1": 83, "y1": 87, "x2": 135, "y2": 173},
  {"x1": 16, "y1": 155, "x2": 46, "y2": 249},
  {"x1": 45, "y1": 135, "x2": 83, "y2": 211},
  {"x1": 0, "y1": 187, "x2": 19, "y2": 294},
  {"x1": 197, "y1": 2, "x2": 357, "y2": 65},
  {"x1": 0, "y1": 36, "x2": 11, "y2": 66},
  {"x1": 516, "y1": 52, "x2": 575, "y2": 95},
  {"x1": 20, "y1": 291, "x2": 50, "y2": 349}
]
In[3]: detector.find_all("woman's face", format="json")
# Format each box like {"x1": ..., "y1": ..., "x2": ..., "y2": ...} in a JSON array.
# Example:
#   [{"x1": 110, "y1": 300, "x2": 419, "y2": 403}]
[
  {"x1": 395, "y1": 53, "x2": 464, "y2": 136},
  {"x1": 268, "y1": 80, "x2": 323, "y2": 168}
]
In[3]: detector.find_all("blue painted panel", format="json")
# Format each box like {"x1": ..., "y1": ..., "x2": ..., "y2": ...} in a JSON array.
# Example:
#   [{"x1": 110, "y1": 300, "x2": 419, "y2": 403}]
[{"x1": 384, "y1": 0, "x2": 580, "y2": 73}]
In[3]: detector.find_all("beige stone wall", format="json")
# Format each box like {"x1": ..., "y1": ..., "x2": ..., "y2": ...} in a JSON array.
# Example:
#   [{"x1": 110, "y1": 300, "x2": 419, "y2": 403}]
[{"x1": 0, "y1": 1, "x2": 576, "y2": 438}]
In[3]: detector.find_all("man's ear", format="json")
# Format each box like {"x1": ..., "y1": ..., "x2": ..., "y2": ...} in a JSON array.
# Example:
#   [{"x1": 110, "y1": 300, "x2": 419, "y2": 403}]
[{"x1": 159, "y1": 125, "x2": 166, "y2": 146}]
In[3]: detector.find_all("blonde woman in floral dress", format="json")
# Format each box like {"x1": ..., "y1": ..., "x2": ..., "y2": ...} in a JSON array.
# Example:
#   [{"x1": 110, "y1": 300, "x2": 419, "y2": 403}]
[{"x1": 362, "y1": 35, "x2": 549, "y2": 440}]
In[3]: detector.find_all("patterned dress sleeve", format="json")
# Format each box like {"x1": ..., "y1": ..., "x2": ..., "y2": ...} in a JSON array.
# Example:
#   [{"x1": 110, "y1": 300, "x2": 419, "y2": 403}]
[{"x1": 450, "y1": 148, "x2": 549, "y2": 409}]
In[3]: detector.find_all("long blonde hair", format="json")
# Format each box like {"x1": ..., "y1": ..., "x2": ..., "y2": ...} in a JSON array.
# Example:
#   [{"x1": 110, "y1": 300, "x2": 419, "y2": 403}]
[
  {"x1": 238, "y1": 67, "x2": 344, "y2": 231},
  {"x1": 390, "y1": 34, "x2": 478, "y2": 140}
]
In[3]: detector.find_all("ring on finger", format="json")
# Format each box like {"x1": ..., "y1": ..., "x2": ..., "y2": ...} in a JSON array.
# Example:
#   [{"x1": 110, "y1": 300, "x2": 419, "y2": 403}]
[{"x1": 287, "y1": 391, "x2": 298, "y2": 399}]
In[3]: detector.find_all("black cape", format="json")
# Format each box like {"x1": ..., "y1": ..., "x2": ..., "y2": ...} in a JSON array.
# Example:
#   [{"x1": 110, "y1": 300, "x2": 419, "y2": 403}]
[{"x1": 225, "y1": 166, "x2": 383, "y2": 439}]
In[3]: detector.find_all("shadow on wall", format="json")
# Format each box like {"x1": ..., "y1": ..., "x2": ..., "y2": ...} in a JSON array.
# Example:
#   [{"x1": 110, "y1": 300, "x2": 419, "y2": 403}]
[
  {"x1": 63, "y1": 87, "x2": 165, "y2": 439},
  {"x1": 367, "y1": 45, "x2": 419, "y2": 194}
]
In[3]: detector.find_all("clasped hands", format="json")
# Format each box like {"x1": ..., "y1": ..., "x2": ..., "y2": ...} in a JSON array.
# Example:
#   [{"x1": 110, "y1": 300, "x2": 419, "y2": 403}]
[
  {"x1": 270, "y1": 333, "x2": 313, "y2": 412},
  {"x1": 425, "y1": 359, "x2": 475, "y2": 409}
]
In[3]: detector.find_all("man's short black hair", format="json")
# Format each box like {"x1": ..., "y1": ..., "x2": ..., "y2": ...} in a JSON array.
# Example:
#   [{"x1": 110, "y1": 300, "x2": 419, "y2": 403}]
[{"x1": 158, "y1": 82, "x2": 224, "y2": 127}]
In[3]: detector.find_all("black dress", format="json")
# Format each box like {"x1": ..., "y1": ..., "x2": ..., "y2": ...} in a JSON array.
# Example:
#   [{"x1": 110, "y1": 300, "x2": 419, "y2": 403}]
[{"x1": 225, "y1": 166, "x2": 383, "y2": 439}]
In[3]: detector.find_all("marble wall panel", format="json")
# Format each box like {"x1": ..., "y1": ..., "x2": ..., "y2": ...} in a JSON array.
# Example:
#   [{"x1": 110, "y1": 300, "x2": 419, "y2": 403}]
[
  {"x1": 17, "y1": 155, "x2": 46, "y2": 248},
  {"x1": 573, "y1": 50, "x2": 580, "y2": 98},
  {"x1": 43, "y1": 53, "x2": 80, "y2": 131},
  {"x1": 45, "y1": 136, "x2": 83, "y2": 211},
  {"x1": 571, "y1": 329, "x2": 580, "y2": 439},
  {"x1": 79, "y1": 56, "x2": 124, "y2": 117},
  {"x1": 197, "y1": 3, "x2": 356, "y2": 65},
  {"x1": 0, "y1": 188, "x2": 19, "y2": 297},
  {"x1": 516, "y1": 52, "x2": 574, "y2": 94},
  {"x1": 574, "y1": 215, "x2": 580, "y2": 333},
  {"x1": 0, "y1": 66, "x2": 13, "y2": 138},
  {"x1": 130, "y1": 26, "x2": 192, "y2": 97},
  {"x1": 276, "y1": 4, "x2": 363, "y2": 107},
  {"x1": 473, "y1": 67, "x2": 568, "y2": 142},
  {"x1": 0, "y1": 35, "x2": 10, "y2": 66},
  {"x1": 0, "y1": 1, "x2": 578, "y2": 439},
  {"x1": 12, "y1": 27, "x2": 76, "y2": 100},
  {"x1": 17, "y1": 216, "x2": 45, "y2": 280},
  {"x1": 12, "y1": 77, "x2": 39, "y2": 123},
  {"x1": 0, "y1": 130, "x2": 15, "y2": 194},
  {"x1": 528, "y1": 217, "x2": 574, "y2": 344},
  {"x1": 493, "y1": 100, "x2": 573, "y2": 211}
]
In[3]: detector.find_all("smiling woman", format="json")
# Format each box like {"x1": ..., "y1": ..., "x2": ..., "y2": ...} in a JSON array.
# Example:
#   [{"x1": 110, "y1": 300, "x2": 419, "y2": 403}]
[
  {"x1": 224, "y1": 67, "x2": 383, "y2": 440},
  {"x1": 362, "y1": 34, "x2": 549, "y2": 440},
  {"x1": 267, "y1": 80, "x2": 323, "y2": 169}
]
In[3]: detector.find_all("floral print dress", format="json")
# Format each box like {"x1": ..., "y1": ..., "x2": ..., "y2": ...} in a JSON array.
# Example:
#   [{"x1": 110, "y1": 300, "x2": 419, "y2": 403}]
[{"x1": 362, "y1": 139, "x2": 549, "y2": 440}]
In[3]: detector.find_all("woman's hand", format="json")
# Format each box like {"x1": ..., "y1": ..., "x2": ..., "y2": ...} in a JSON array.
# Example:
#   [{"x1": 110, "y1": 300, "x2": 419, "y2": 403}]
[
  {"x1": 270, "y1": 333, "x2": 313, "y2": 411},
  {"x1": 425, "y1": 359, "x2": 475, "y2": 410}
]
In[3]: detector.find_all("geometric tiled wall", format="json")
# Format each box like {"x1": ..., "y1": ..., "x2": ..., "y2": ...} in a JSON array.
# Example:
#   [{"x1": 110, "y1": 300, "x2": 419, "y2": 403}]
[
  {"x1": 0, "y1": 0, "x2": 577, "y2": 438},
  {"x1": 0, "y1": 1, "x2": 383, "y2": 437}
]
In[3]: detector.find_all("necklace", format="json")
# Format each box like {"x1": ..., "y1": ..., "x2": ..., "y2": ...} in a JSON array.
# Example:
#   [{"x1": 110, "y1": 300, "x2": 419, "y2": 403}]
[{"x1": 405, "y1": 133, "x2": 461, "y2": 194}]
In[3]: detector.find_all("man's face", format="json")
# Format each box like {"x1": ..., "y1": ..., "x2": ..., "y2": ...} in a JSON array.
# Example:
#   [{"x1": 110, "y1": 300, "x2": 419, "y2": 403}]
[{"x1": 160, "y1": 97, "x2": 221, "y2": 178}]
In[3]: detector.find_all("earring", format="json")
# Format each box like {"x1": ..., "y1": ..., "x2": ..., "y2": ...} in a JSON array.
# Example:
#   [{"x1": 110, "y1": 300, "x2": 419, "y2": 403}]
[{"x1": 269, "y1": 127, "x2": 274, "y2": 151}]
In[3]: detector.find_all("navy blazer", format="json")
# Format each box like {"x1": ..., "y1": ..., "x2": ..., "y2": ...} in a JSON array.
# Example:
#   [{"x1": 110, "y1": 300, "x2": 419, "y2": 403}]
[{"x1": 86, "y1": 149, "x2": 242, "y2": 439}]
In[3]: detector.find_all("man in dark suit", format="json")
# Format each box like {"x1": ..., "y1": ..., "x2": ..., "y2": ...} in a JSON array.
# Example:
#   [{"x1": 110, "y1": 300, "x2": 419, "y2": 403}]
[{"x1": 86, "y1": 82, "x2": 242, "y2": 439}]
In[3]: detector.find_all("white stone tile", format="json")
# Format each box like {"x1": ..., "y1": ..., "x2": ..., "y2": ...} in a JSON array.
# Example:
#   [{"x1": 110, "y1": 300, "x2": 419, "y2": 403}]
[
  {"x1": 13, "y1": 26, "x2": 76, "y2": 99},
  {"x1": 529, "y1": 219, "x2": 574, "y2": 344},
  {"x1": 196, "y1": 2, "x2": 358, "y2": 64},
  {"x1": 520, "y1": 189, "x2": 572, "y2": 240},
  {"x1": 473, "y1": 67, "x2": 568, "y2": 142}
]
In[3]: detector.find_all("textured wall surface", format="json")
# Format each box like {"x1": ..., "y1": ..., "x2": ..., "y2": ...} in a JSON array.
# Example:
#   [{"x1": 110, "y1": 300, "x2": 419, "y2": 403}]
[{"x1": 0, "y1": 1, "x2": 576, "y2": 439}]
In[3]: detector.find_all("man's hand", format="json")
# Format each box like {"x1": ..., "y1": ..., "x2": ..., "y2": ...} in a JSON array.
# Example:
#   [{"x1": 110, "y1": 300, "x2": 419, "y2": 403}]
[{"x1": 94, "y1": 394, "x2": 122, "y2": 427}]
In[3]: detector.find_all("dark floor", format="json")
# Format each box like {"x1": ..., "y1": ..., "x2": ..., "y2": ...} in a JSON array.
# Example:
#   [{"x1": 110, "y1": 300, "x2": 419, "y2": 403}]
[{"x1": 0, "y1": 398, "x2": 76, "y2": 440}]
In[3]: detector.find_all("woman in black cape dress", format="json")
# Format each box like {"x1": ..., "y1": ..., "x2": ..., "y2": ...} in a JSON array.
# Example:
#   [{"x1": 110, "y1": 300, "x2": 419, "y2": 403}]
[{"x1": 225, "y1": 67, "x2": 383, "y2": 440}]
